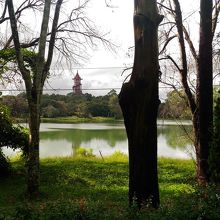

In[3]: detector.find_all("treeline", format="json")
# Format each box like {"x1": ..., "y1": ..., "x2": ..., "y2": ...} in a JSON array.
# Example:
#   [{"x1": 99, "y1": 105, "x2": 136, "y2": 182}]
[
  {"x1": 2, "y1": 89, "x2": 195, "y2": 120},
  {"x1": 2, "y1": 89, "x2": 123, "y2": 119},
  {"x1": 2, "y1": 88, "x2": 220, "y2": 120}
]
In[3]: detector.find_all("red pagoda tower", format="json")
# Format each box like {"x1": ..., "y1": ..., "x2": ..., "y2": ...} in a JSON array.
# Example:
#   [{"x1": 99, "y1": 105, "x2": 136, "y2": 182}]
[{"x1": 72, "y1": 71, "x2": 82, "y2": 94}]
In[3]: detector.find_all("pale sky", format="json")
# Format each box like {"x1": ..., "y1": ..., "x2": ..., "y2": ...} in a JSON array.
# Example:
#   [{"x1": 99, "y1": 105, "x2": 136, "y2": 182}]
[
  {"x1": 47, "y1": 0, "x2": 134, "y2": 96},
  {"x1": 1, "y1": 1, "x2": 219, "y2": 98},
  {"x1": 45, "y1": 0, "x2": 202, "y2": 98}
]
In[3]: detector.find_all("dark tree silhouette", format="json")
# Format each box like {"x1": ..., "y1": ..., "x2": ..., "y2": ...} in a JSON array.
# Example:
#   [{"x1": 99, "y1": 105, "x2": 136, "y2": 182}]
[{"x1": 119, "y1": 0, "x2": 163, "y2": 208}]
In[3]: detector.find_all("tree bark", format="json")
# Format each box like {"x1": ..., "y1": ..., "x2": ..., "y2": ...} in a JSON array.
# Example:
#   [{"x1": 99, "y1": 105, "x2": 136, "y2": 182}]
[
  {"x1": 26, "y1": 91, "x2": 41, "y2": 197},
  {"x1": 196, "y1": 0, "x2": 213, "y2": 184},
  {"x1": 171, "y1": 0, "x2": 214, "y2": 185},
  {"x1": 7, "y1": 0, "x2": 63, "y2": 198},
  {"x1": 119, "y1": 0, "x2": 162, "y2": 208}
]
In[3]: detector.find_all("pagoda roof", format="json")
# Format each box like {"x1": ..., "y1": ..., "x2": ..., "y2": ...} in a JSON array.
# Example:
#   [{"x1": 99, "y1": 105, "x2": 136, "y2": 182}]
[{"x1": 73, "y1": 71, "x2": 82, "y2": 80}]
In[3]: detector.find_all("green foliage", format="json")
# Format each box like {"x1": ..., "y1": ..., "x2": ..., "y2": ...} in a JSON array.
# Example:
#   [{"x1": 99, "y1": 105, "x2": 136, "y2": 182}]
[
  {"x1": 2, "y1": 91, "x2": 123, "y2": 119},
  {"x1": 158, "y1": 124, "x2": 193, "y2": 149},
  {"x1": 40, "y1": 116, "x2": 115, "y2": 123},
  {"x1": 192, "y1": 185, "x2": 220, "y2": 219},
  {"x1": 1, "y1": 157, "x2": 220, "y2": 219},
  {"x1": 75, "y1": 147, "x2": 95, "y2": 157},
  {"x1": 0, "y1": 104, "x2": 29, "y2": 152},
  {"x1": 209, "y1": 89, "x2": 220, "y2": 183},
  {"x1": 0, "y1": 92, "x2": 29, "y2": 177},
  {"x1": 0, "y1": 149, "x2": 11, "y2": 177},
  {"x1": 108, "y1": 92, "x2": 123, "y2": 119},
  {"x1": 106, "y1": 150, "x2": 128, "y2": 161},
  {"x1": 1, "y1": 94, "x2": 29, "y2": 118},
  {"x1": 0, "y1": 48, "x2": 38, "y2": 70},
  {"x1": 0, "y1": 48, "x2": 16, "y2": 62},
  {"x1": 159, "y1": 90, "x2": 192, "y2": 119}
]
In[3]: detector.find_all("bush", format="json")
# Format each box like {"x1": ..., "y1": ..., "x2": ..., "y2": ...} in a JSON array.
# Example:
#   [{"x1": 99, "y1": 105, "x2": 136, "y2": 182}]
[
  {"x1": 0, "y1": 149, "x2": 11, "y2": 177},
  {"x1": 0, "y1": 104, "x2": 29, "y2": 152},
  {"x1": 209, "y1": 89, "x2": 220, "y2": 182},
  {"x1": 75, "y1": 147, "x2": 95, "y2": 157},
  {"x1": 0, "y1": 102, "x2": 29, "y2": 176}
]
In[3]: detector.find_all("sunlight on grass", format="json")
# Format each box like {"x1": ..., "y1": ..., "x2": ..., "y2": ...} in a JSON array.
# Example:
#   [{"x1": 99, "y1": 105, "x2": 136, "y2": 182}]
[{"x1": 0, "y1": 152, "x2": 220, "y2": 219}]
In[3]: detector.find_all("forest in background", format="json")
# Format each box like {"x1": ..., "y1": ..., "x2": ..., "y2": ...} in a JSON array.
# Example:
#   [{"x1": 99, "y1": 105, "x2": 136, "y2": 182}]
[{"x1": 1, "y1": 87, "x2": 219, "y2": 120}]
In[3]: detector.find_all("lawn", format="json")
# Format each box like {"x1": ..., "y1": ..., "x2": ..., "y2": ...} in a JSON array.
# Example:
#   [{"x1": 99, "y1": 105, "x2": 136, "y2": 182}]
[
  {"x1": 15, "y1": 116, "x2": 118, "y2": 124},
  {"x1": 0, "y1": 153, "x2": 220, "y2": 219},
  {"x1": 40, "y1": 116, "x2": 117, "y2": 124}
]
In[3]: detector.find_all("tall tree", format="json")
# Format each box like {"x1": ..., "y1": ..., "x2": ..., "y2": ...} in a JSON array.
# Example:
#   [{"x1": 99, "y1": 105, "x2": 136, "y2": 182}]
[
  {"x1": 7, "y1": 0, "x2": 63, "y2": 198},
  {"x1": 6, "y1": 0, "x2": 111, "y2": 198},
  {"x1": 197, "y1": 0, "x2": 213, "y2": 183},
  {"x1": 119, "y1": 0, "x2": 163, "y2": 208},
  {"x1": 171, "y1": 0, "x2": 214, "y2": 184},
  {"x1": 158, "y1": 0, "x2": 218, "y2": 184}
]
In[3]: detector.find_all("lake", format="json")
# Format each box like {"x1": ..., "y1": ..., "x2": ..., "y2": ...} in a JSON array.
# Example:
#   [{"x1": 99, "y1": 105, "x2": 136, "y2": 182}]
[{"x1": 3, "y1": 120, "x2": 194, "y2": 159}]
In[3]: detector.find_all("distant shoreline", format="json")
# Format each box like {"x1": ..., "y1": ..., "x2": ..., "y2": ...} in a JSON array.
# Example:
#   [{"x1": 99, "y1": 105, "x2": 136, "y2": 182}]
[{"x1": 15, "y1": 116, "x2": 192, "y2": 125}]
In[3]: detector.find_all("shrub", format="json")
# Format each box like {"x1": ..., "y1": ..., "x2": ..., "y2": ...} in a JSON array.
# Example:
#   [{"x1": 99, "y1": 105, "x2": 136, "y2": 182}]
[
  {"x1": 75, "y1": 147, "x2": 95, "y2": 157},
  {"x1": 0, "y1": 103, "x2": 29, "y2": 176},
  {"x1": 209, "y1": 89, "x2": 220, "y2": 183},
  {"x1": 0, "y1": 149, "x2": 11, "y2": 177}
]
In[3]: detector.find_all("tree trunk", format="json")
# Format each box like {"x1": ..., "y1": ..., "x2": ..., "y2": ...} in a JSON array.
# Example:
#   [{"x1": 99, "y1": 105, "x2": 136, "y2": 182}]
[
  {"x1": 7, "y1": 0, "x2": 63, "y2": 198},
  {"x1": 172, "y1": 0, "x2": 213, "y2": 185},
  {"x1": 26, "y1": 89, "x2": 42, "y2": 197},
  {"x1": 196, "y1": 0, "x2": 213, "y2": 184},
  {"x1": 119, "y1": 0, "x2": 162, "y2": 208}
]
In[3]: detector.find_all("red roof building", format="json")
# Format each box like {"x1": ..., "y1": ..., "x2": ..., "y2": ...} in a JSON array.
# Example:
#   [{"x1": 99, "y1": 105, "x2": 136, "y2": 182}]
[{"x1": 72, "y1": 71, "x2": 82, "y2": 94}]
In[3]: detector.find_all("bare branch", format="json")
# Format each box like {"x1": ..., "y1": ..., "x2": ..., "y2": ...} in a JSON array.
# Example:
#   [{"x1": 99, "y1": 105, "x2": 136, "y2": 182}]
[
  {"x1": 182, "y1": 25, "x2": 198, "y2": 62},
  {"x1": 214, "y1": 72, "x2": 220, "y2": 80},
  {"x1": 105, "y1": 0, "x2": 118, "y2": 8},
  {"x1": 38, "y1": 0, "x2": 51, "y2": 61},
  {"x1": 3, "y1": 35, "x2": 13, "y2": 49},
  {"x1": 157, "y1": 2, "x2": 175, "y2": 13},
  {"x1": 44, "y1": 0, "x2": 63, "y2": 81},
  {"x1": 160, "y1": 55, "x2": 182, "y2": 72},
  {"x1": 7, "y1": 0, "x2": 32, "y2": 91},
  {"x1": 159, "y1": 35, "x2": 177, "y2": 55},
  {"x1": 212, "y1": 0, "x2": 220, "y2": 39},
  {"x1": 160, "y1": 79, "x2": 186, "y2": 101},
  {"x1": 172, "y1": 0, "x2": 197, "y2": 114},
  {"x1": 1, "y1": 0, "x2": 44, "y2": 24},
  {"x1": 0, "y1": 0, "x2": 8, "y2": 20}
]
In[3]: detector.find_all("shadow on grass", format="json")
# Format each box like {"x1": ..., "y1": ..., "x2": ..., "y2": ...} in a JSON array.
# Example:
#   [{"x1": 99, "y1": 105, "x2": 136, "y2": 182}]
[{"x1": 1, "y1": 157, "x2": 220, "y2": 219}]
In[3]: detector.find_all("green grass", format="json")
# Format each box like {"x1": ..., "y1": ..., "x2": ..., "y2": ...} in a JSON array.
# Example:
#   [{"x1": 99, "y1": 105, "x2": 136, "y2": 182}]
[
  {"x1": 1, "y1": 154, "x2": 220, "y2": 219},
  {"x1": 41, "y1": 116, "x2": 117, "y2": 124},
  {"x1": 15, "y1": 116, "x2": 117, "y2": 124}
]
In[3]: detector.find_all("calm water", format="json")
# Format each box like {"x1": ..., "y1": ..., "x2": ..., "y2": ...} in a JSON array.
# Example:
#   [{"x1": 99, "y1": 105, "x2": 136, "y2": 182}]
[{"x1": 3, "y1": 120, "x2": 194, "y2": 159}]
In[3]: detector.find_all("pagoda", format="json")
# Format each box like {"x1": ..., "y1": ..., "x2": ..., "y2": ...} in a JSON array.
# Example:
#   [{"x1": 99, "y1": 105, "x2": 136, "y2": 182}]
[{"x1": 72, "y1": 71, "x2": 82, "y2": 94}]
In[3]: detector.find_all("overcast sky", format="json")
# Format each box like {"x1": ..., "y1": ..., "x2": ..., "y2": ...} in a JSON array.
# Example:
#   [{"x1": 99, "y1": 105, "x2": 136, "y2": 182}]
[
  {"x1": 46, "y1": 0, "x2": 201, "y2": 98},
  {"x1": 1, "y1": 1, "x2": 219, "y2": 98},
  {"x1": 46, "y1": 0, "x2": 134, "y2": 96}
]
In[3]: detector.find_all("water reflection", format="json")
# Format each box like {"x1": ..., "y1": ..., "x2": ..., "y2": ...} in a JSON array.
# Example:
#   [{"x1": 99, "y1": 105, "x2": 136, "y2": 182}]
[
  {"x1": 3, "y1": 122, "x2": 194, "y2": 159},
  {"x1": 39, "y1": 122, "x2": 194, "y2": 159},
  {"x1": 158, "y1": 124, "x2": 193, "y2": 149}
]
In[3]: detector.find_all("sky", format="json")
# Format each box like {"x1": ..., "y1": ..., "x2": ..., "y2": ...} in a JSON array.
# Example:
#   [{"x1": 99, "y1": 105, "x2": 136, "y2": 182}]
[
  {"x1": 46, "y1": 0, "x2": 135, "y2": 96},
  {"x1": 1, "y1": 0, "x2": 219, "y2": 99},
  {"x1": 1, "y1": 0, "x2": 134, "y2": 96},
  {"x1": 44, "y1": 0, "x2": 204, "y2": 99}
]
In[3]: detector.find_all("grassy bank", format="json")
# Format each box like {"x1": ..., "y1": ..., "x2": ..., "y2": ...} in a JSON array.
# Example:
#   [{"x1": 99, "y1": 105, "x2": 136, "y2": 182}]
[
  {"x1": 16, "y1": 116, "x2": 118, "y2": 124},
  {"x1": 0, "y1": 154, "x2": 220, "y2": 219}
]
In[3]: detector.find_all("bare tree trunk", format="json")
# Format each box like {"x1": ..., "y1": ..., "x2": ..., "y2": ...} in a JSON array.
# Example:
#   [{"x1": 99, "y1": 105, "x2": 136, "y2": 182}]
[
  {"x1": 171, "y1": 0, "x2": 214, "y2": 185},
  {"x1": 119, "y1": 0, "x2": 163, "y2": 208},
  {"x1": 26, "y1": 89, "x2": 42, "y2": 197},
  {"x1": 8, "y1": 0, "x2": 63, "y2": 198},
  {"x1": 196, "y1": 0, "x2": 213, "y2": 184}
]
